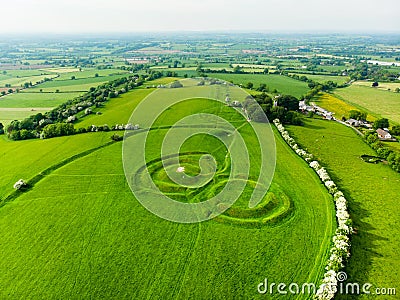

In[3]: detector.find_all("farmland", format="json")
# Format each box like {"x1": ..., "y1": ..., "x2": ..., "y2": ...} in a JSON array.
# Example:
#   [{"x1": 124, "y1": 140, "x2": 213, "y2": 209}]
[
  {"x1": 0, "y1": 33, "x2": 399, "y2": 299},
  {"x1": 0, "y1": 92, "x2": 82, "y2": 108},
  {"x1": 287, "y1": 118, "x2": 400, "y2": 298},
  {"x1": 334, "y1": 85, "x2": 400, "y2": 125},
  {"x1": 29, "y1": 74, "x2": 130, "y2": 92},
  {"x1": 313, "y1": 92, "x2": 377, "y2": 121},
  {"x1": 0, "y1": 84, "x2": 335, "y2": 298},
  {"x1": 210, "y1": 73, "x2": 310, "y2": 98},
  {"x1": 290, "y1": 73, "x2": 350, "y2": 85}
]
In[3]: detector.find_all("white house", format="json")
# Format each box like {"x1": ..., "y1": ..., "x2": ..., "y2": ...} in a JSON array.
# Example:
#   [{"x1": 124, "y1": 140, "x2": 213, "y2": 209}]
[{"x1": 376, "y1": 129, "x2": 392, "y2": 140}]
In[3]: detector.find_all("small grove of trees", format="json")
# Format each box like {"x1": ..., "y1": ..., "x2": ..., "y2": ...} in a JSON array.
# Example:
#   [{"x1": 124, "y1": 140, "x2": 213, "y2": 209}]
[
  {"x1": 110, "y1": 134, "x2": 123, "y2": 141},
  {"x1": 391, "y1": 125, "x2": 400, "y2": 136},
  {"x1": 41, "y1": 123, "x2": 75, "y2": 139},
  {"x1": 349, "y1": 110, "x2": 367, "y2": 121},
  {"x1": 170, "y1": 80, "x2": 183, "y2": 88},
  {"x1": 243, "y1": 93, "x2": 303, "y2": 125},
  {"x1": 373, "y1": 118, "x2": 389, "y2": 130},
  {"x1": 365, "y1": 131, "x2": 400, "y2": 172}
]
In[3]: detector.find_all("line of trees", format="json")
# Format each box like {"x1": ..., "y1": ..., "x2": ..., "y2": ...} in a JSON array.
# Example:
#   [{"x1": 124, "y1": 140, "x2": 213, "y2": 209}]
[{"x1": 5, "y1": 71, "x2": 171, "y2": 141}]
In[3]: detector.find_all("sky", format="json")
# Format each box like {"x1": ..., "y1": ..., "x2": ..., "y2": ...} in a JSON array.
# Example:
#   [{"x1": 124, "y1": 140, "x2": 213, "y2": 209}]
[{"x1": 1, "y1": 0, "x2": 399, "y2": 34}]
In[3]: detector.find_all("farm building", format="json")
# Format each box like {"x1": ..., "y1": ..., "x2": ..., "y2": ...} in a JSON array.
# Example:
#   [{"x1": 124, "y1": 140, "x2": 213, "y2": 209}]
[
  {"x1": 346, "y1": 119, "x2": 360, "y2": 127},
  {"x1": 376, "y1": 129, "x2": 392, "y2": 140}
]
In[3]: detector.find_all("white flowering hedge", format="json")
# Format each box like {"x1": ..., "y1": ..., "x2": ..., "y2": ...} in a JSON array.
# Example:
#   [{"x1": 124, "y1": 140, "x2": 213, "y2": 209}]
[
  {"x1": 273, "y1": 119, "x2": 313, "y2": 162},
  {"x1": 273, "y1": 119, "x2": 352, "y2": 300}
]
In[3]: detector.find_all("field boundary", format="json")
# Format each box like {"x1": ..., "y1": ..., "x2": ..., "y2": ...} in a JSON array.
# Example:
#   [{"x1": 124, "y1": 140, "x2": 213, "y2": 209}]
[{"x1": 0, "y1": 139, "x2": 120, "y2": 208}]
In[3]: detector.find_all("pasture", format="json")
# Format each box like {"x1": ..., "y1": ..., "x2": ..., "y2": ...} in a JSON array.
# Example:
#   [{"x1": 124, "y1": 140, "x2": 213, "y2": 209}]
[
  {"x1": 0, "y1": 83, "x2": 335, "y2": 298},
  {"x1": 0, "y1": 108, "x2": 51, "y2": 126},
  {"x1": 334, "y1": 85, "x2": 400, "y2": 125},
  {"x1": 29, "y1": 74, "x2": 129, "y2": 93},
  {"x1": 353, "y1": 81, "x2": 400, "y2": 92},
  {"x1": 0, "y1": 74, "x2": 58, "y2": 88},
  {"x1": 290, "y1": 73, "x2": 350, "y2": 85},
  {"x1": 53, "y1": 69, "x2": 129, "y2": 81},
  {"x1": 313, "y1": 92, "x2": 376, "y2": 122},
  {"x1": 287, "y1": 118, "x2": 400, "y2": 298},
  {"x1": 0, "y1": 92, "x2": 81, "y2": 108},
  {"x1": 210, "y1": 73, "x2": 310, "y2": 98}
]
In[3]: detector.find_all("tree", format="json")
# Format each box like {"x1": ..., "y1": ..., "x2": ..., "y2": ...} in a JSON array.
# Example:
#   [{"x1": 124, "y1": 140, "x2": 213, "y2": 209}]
[
  {"x1": 246, "y1": 103, "x2": 267, "y2": 122},
  {"x1": 170, "y1": 81, "x2": 183, "y2": 88},
  {"x1": 233, "y1": 65, "x2": 243, "y2": 74},
  {"x1": 246, "y1": 82, "x2": 254, "y2": 89},
  {"x1": 372, "y1": 81, "x2": 379, "y2": 87},
  {"x1": 373, "y1": 118, "x2": 389, "y2": 129},
  {"x1": 349, "y1": 110, "x2": 367, "y2": 121},
  {"x1": 395, "y1": 88, "x2": 400, "y2": 93},
  {"x1": 277, "y1": 95, "x2": 299, "y2": 111},
  {"x1": 256, "y1": 83, "x2": 269, "y2": 92},
  {"x1": 390, "y1": 125, "x2": 400, "y2": 136},
  {"x1": 0, "y1": 122, "x2": 4, "y2": 134}
]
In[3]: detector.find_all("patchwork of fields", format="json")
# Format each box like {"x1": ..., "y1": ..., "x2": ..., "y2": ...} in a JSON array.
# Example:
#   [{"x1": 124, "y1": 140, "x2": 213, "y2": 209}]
[
  {"x1": 0, "y1": 68, "x2": 131, "y2": 125},
  {"x1": 334, "y1": 85, "x2": 400, "y2": 125}
]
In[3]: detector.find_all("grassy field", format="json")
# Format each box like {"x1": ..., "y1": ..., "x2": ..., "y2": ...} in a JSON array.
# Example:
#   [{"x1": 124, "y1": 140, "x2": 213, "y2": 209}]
[
  {"x1": 0, "y1": 132, "x2": 111, "y2": 198},
  {"x1": 313, "y1": 92, "x2": 377, "y2": 122},
  {"x1": 290, "y1": 74, "x2": 350, "y2": 85},
  {"x1": 334, "y1": 85, "x2": 400, "y2": 125},
  {"x1": 0, "y1": 84, "x2": 335, "y2": 298},
  {"x1": 30, "y1": 74, "x2": 130, "y2": 93},
  {"x1": 287, "y1": 119, "x2": 400, "y2": 299},
  {"x1": 353, "y1": 81, "x2": 400, "y2": 92},
  {"x1": 0, "y1": 74, "x2": 58, "y2": 88},
  {"x1": 0, "y1": 109, "x2": 52, "y2": 126},
  {"x1": 54, "y1": 69, "x2": 128, "y2": 81},
  {"x1": 0, "y1": 69, "x2": 52, "y2": 77},
  {"x1": 0, "y1": 92, "x2": 82, "y2": 108},
  {"x1": 209, "y1": 73, "x2": 310, "y2": 98}
]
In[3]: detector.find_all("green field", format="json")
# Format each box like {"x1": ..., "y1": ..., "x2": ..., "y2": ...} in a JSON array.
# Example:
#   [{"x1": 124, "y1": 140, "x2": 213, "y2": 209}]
[
  {"x1": 0, "y1": 92, "x2": 82, "y2": 108},
  {"x1": 0, "y1": 74, "x2": 58, "y2": 88},
  {"x1": 30, "y1": 74, "x2": 130, "y2": 93},
  {"x1": 209, "y1": 74, "x2": 310, "y2": 98},
  {"x1": 0, "y1": 83, "x2": 336, "y2": 298},
  {"x1": 0, "y1": 109, "x2": 51, "y2": 126},
  {"x1": 334, "y1": 85, "x2": 400, "y2": 125},
  {"x1": 54, "y1": 69, "x2": 128, "y2": 81},
  {"x1": 290, "y1": 74, "x2": 350, "y2": 85},
  {"x1": 0, "y1": 69, "x2": 52, "y2": 77},
  {"x1": 287, "y1": 119, "x2": 400, "y2": 298}
]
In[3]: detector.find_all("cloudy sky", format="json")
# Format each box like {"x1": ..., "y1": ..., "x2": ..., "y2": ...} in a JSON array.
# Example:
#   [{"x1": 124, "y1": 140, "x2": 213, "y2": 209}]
[{"x1": 1, "y1": 0, "x2": 399, "y2": 33}]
